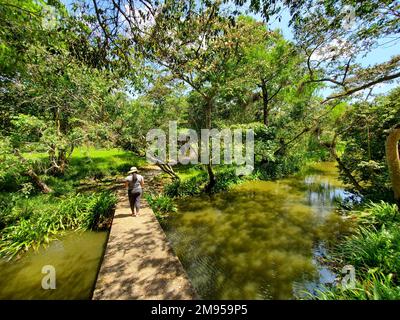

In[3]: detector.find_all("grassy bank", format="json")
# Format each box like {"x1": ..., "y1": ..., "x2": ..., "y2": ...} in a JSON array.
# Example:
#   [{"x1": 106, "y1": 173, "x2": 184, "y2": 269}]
[
  {"x1": 0, "y1": 147, "x2": 143, "y2": 260},
  {"x1": 316, "y1": 201, "x2": 400, "y2": 299},
  {"x1": 145, "y1": 164, "x2": 259, "y2": 221},
  {"x1": 0, "y1": 192, "x2": 117, "y2": 259},
  {"x1": 146, "y1": 157, "x2": 318, "y2": 221}
]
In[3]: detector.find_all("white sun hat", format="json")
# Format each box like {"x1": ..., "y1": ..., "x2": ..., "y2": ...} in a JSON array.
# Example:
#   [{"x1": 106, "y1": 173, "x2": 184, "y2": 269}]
[{"x1": 128, "y1": 166, "x2": 138, "y2": 174}]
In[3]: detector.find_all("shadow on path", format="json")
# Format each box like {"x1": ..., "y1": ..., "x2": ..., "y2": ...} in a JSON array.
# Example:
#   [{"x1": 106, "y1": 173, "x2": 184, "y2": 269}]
[{"x1": 92, "y1": 167, "x2": 197, "y2": 300}]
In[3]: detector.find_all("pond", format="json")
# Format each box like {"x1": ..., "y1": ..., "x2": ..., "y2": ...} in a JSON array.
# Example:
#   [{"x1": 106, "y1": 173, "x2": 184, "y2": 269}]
[
  {"x1": 162, "y1": 162, "x2": 355, "y2": 299},
  {"x1": 0, "y1": 231, "x2": 107, "y2": 299}
]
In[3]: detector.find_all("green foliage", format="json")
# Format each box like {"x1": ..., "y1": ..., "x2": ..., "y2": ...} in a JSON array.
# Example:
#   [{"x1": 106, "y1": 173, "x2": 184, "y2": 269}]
[
  {"x1": 257, "y1": 152, "x2": 307, "y2": 180},
  {"x1": 65, "y1": 148, "x2": 146, "y2": 181},
  {"x1": 1, "y1": 0, "x2": 131, "y2": 179},
  {"x1": 115, "y1": 84, "x2": 189, "y2": 153},
  {"x1": 0, "y1": 146, "x2": 135, "y2": 259},
  {"x1": 318, "y1": 201, "x2": 400, "y2": 299},
  {"x1": 337, "y1": 87, "x2": 400, "y2": 200},
  {"x1": 0, "y1": 191, "x2": 117, "y2": 259},
  {"x1": 0, "y1": 193, "x2": 19, "y2": 230},
  {"x1": 316, "y1": 271, "x2": 400, "y2": 300},
  {"x1": 1, "y1": 0, "x2": 399, "y2": 299},
  {"x1": 227, "y1": 122, "x2": 312, "y2": 180},
  {"x1": 356, "y1": 201, "x2": 400, "y2": 228},
  {"x1": 213, "y1": 167, "x2": 243, "y2": 193},
  {"x1": 145, "y1": 194, "x2": 177, "y2": 221},
  {"x1": 164, "y1": 172, "x2": 208, "y2": 198},
  {"x1": 336, "y1": 225, "x2": 400, "y2": 276},
  {"x1": 164, "y1": 166, "x2": 247, "y2": 198},
  {"x1": 337, "y1": 202, "x2": 400, "y2": 276},
  {"x1": 0, "y1": 137, "x2": 30, "y2": 192},
  {"x1": 2, "y1": 147, "x2": 143, "y2": 195}
]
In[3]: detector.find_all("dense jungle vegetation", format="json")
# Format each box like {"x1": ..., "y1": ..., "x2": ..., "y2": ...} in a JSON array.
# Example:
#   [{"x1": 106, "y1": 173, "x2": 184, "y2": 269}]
[{"x1": 1, "y1": 0, "x2": 400, "y2": 299}]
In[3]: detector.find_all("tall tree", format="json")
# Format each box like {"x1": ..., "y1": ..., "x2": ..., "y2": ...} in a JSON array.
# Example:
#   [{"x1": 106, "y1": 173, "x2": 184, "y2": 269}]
[
  {"x1": 235, "y1": 0, "x2": 400, "y2": 196},
  {"x1": 85, "y1": 0, "x2": 279, "y2": 190},
  {"x1": 229, "y1": 18, "x2": 306, "y2": 126},
  {"x1": 0, "y1": 0, "x2": 125, "y2": 191}
]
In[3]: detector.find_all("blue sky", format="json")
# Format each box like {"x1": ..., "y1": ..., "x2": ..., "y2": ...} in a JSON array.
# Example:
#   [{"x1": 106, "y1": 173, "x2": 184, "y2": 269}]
[
  {"x1": 265, "y1": 7, "x2": 400, "y2": 97},
  {"x1": 62, "y1": 1, "x2": 400, "y2": 97}
]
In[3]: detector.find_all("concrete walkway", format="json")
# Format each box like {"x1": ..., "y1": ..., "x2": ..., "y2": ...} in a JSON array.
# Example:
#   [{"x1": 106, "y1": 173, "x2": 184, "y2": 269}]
[{"x1": 92, "y1": 180, "x2": 197, "y2": 300}]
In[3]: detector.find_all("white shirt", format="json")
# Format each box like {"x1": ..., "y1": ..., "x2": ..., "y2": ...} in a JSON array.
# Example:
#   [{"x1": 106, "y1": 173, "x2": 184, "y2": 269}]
[{"x1": 125, "y1": 174, "x2": 143, "y2": 193}]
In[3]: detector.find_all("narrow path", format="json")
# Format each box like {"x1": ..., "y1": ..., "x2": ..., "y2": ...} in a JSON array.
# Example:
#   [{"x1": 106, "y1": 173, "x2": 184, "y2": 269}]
[{"x1": 92, "y1": 167, "x2": 197, "y2": 300}]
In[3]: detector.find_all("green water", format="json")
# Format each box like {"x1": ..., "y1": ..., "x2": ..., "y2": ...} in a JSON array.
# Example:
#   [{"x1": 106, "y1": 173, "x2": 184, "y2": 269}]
[
  {"x1": 163, "y1": 162, "x2": 354, "y2": 299},
  {"x1": 0, "y1": 231, "x2": 107, "y2": 299}
]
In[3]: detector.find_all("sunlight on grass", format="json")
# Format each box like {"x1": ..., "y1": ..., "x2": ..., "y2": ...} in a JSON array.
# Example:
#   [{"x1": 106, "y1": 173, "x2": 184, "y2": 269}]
[
  {"x1": 24, "y1": 146, "x2": 147, "y2": 180},
  {"x1": 175, "y1": 165, "x2": 204, "y2": 181},
  {"x1": 68, "y1": 147, "x2": 146, "y2": 178}
]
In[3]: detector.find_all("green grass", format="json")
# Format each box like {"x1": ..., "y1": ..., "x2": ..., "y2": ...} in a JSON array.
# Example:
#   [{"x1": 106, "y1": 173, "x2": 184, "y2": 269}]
[
  {"x1": 315, "y1": 201, "x2": 400, "y2": 300},
  {"x1": 22, "y1": 147, "x2": 147, "y2": 196},
  {"x1": 1, "y1": 146, "x2": 145, "y2": 260},
  {"x1": 145, "y1": 194, "x2": 177, "y2": 221},
  {"x1": 0, "y1": 191, "x2": 117, "y2": 260},
  {"x1": 67, "y1": 147, "x2": 146, "y2": 178},
  {"x1": 174, "y1": 164, "x2": 205, "y2": 181},
  {"x1": 316, "y1": 271, "x2": 400, "y2": 300},
  {"x1": 24, "y1": 147, "x2": 146, "y2": 182}
]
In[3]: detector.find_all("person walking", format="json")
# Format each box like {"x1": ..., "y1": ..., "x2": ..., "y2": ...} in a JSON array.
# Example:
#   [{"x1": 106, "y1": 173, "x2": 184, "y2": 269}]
[{"x1": 124, "y1": 166, "x2": 144, "y2": 217}]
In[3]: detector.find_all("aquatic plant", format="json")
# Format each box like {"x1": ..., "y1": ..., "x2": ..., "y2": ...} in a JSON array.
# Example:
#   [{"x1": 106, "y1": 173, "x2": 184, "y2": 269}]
[
  {"x1": 335, "y1": 225, "x2": 400, "y2": 276},
  {"x1": 145, "y1": 194, "x2": 177, "y2": 221},
  {"x1": 318, "y1": 201, "x2": 400, "y2": 299},
  {"x1": 316, "y1": 271, "x2": 400, "y2": 300},
  {"x1": 0, "y1": 191, "x2": 117, "y2": 259},
  {"x1": 357, "y1": 201, "x2": 399, "y2": 227},
  {"x1": 164, "y1": 166, "x2": 249, "y2": 198}
]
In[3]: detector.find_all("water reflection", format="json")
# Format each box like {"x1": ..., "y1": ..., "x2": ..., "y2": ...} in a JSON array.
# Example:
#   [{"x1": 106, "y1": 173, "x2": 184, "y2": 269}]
[
  {"x1": 0, "y1": 231, "x2": 107, "y2": 299},
  {"x1": 163, "y1": 162, "x2": 353, "y2": 299}
]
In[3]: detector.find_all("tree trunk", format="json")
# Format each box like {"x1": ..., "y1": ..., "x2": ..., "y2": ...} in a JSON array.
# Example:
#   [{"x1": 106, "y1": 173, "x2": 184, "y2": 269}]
[
  {"x1": 318, "y1": 133, "x2": 364, "y2": 194},
  {"x1": 14, "y1": 149, "x2": 52, "y2": 193},
  {"x1": 27, "y1": 169, "x2": 52, "y2": 194},
  {"x1": 57, "y1": 149, "x2": 67, "y2": 175},
  {"x1": 386, "y1": 125, "x2": 400, "y2": 201},
  {"x1": 205, "y1": 162, "x2": 216, "y2": 194},
  {"x1": 205, "y1": 97, "x2": 216, "y2": 193},
  {"x1": 261, "y1": 79, "x2": 269, "y2": 126},
  {"x1": 157, "y1": 163, "x2": 180, "y2": 181},
  {"x1": 334, "y1": 153, "x2": 363, "y2": 194}
]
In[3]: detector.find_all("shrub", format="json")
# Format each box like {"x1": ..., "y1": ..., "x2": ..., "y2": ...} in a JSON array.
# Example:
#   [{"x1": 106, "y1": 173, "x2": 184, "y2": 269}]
[
  {"x1": 212, "y1": 167, "x2": 242, "y2": 193},
  {"x1": 257, "y1": 152, "x2": 306, "y2": 180},
  {"x1": 164, "y1": 172, "x2": 208, "y2": 198},
  {"x1": 84, "y1": 192, "x2": 118, "y2": 229},
  {"x1": 145, "y1": 194, "x2": 177, "y2": 221},
  {"x1": 164, "y1": 166, "x2": 249, "y2": 198},
  {"x1": 0, "y1": 193, "x2": 19, "y2": 230}
]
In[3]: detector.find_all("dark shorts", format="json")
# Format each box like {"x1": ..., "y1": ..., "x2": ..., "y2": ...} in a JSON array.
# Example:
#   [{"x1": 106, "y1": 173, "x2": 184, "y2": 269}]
[{"x1": 128, "y1": 189, "x2": 142, "y2": 211}]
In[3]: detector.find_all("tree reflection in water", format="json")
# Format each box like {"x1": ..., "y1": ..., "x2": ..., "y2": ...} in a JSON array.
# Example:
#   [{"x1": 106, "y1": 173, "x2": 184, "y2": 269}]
[{"x1": 163, "y1": 162, "x2": 355, "y2": 299}]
